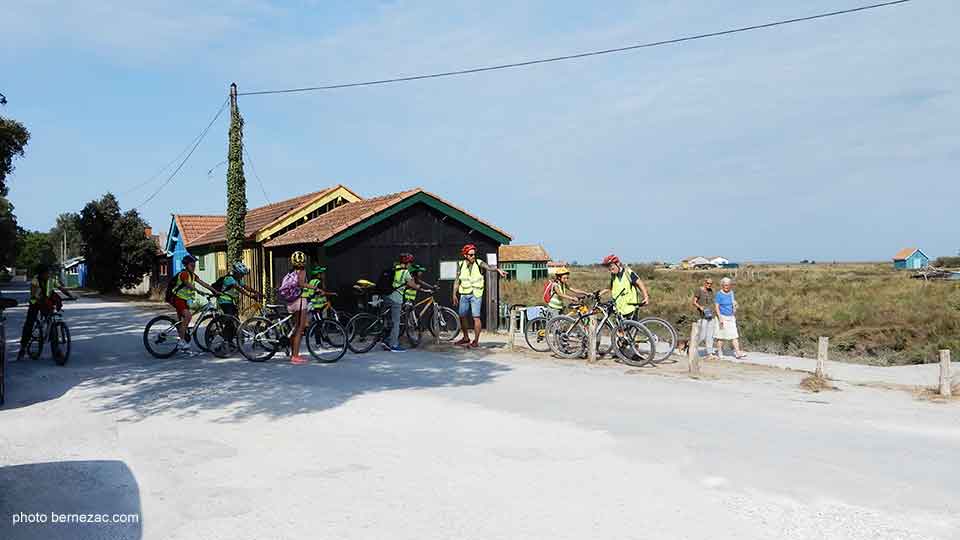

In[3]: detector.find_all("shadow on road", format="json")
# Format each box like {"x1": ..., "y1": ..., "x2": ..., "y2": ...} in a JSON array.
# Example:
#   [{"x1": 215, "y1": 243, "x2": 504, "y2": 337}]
[
  {"x1": 0, "y1": 460, "x2": 142, "y2": 540},
  {"x1": 1, "y1": 288, "x2": 511, "y2": 420}
]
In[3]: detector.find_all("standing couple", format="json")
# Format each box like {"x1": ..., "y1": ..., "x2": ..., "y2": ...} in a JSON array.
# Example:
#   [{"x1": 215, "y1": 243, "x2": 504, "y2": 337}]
[{"x1": 692, "y1": 276, "x2": 746, "y2": 359}]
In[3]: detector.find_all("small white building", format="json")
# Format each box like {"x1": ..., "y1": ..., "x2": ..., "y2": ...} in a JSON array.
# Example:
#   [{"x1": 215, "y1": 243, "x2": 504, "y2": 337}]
[{"x1": 708, "y1": 256, "x2": 730, "y2": 266}]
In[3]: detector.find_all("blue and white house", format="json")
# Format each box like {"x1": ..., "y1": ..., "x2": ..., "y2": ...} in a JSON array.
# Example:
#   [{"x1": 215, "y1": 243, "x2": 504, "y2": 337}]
[{"x1": 892, "y1": 248, "x2": 929, "y2": 270}]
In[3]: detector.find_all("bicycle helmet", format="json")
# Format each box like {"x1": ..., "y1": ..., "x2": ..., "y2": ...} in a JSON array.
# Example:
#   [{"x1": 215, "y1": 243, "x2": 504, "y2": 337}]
[
  {"x1": 309, "y1": 265, "x2": 327, "y2": 277},
  {"x1": 553, "y1": 266, "x2": 570, "y2": 277},
  {"x1": 601, "y1": 254, "x2": 620, "y2": 266},
  {"x1": 398, "y1": 252, "x2": 415, "y2": 264},
  {"x1": 181, "y1": 254, "x2": 197, "y2": 265},
  {"x1": 231, "y1": 261, "x2": 249, "y2": 275},
  {"x1": 290, "y1": 251, "x2": 307, "y2": 268},
  {"x1": 461, "y1": 244, "x2": 477, "y2": 257}
]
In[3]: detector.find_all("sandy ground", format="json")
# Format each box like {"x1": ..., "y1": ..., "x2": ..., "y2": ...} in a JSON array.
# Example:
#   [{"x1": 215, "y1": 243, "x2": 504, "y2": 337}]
[{"x1": 1, "y1": 284, "x2": 958, "y2": 540}]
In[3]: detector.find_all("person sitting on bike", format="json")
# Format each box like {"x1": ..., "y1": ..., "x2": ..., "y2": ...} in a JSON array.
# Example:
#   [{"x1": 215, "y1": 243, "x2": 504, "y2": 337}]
[
  {"x1": 304, "y1": 265, "x2": 335, "y2": 314},
  {"x1": 404, "y1": 264, "x2": 433, "y2": 305},
  {"x1": 171, "y1": 254, "x2": 219, "y2": 356},
  {"x1": 16, "y1": 264, "x2": 76, "y2": 361},
  {"x1": 598, "y1": 254, "x2": 650, "y2": 318},
  {"x1": 545, "y1": 266, "x2": 588, "y2": 316},
  {"x1": 217, "y1": 261, "x2": 262, "y2": 318},
  {"x1": 383, "y1": 253, "x2": 425, "y2": 353}
]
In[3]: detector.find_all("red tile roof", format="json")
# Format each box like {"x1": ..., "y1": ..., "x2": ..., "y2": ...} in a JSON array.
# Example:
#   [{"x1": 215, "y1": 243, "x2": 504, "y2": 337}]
[
  {"x1": 173, "y1": 215, "x2": 226, "y2": 246},
  {"x1": 893, "y1": 247, "x2": 919, "y2": 260},
  {"x1": 499, "y1": 245, "x2": 551, "y2": 262},
  {"x1": 188, "y1": 186, "x2": 347, "y2": 247}
]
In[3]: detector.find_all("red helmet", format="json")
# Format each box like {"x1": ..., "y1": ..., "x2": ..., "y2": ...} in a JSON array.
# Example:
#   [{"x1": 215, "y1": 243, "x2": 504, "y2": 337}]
[
  {"x1": 398, "y1": 253, "x2": 415, "y2": 264},
  {"x1": 602, "y1": 254, "x2": 621, "y2": 266},
  {"x1": 461, "y1": 244, "x2": 477, "y2": 257}
]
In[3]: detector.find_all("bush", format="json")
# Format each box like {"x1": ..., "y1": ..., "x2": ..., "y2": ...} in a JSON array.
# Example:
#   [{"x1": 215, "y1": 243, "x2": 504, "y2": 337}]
[{"x1": 933, "y1": 256, "x2": 960, "y2": 268}]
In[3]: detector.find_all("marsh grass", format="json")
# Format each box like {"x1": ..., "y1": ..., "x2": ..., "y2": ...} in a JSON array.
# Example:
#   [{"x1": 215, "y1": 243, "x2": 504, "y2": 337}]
[{"x1": 500, "y1": 263, "x2": 960, "y2": 366}]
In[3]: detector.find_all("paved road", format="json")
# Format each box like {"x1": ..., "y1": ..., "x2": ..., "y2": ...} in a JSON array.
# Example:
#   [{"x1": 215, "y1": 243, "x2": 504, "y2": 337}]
[{"x1": 1, "y1": 287, "x2": 958, "y2": 539}]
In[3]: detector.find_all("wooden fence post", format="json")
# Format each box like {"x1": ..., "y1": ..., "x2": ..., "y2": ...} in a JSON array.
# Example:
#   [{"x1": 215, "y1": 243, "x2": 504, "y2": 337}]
[
  {"x1": 940, "y1": 350, "x2": 952, "y2": 397},
  {"x1": 587, "y1": 313, "x2": 598, "y2": 364},
  {"x1": 688, "y1": 321, "x2": 700, "y2": 377},
  {"x1": 816, "y1": 337, "x2": 829, "y2": 378},
  {"x1": 508, "y1": 307, "x2": 517, "y2": 351}
]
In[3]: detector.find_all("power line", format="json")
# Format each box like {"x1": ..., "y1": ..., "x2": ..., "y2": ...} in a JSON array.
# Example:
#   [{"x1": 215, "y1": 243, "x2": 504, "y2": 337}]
[
  {"x1": 243, "y1": 146, "x2": 272, "y2": 205},
  {"x1": 238, "y1": 0, "x2": 910, "y2": 97},
  {"x1": 134, "y1": 98, "x2": 229, "y2": 210}
]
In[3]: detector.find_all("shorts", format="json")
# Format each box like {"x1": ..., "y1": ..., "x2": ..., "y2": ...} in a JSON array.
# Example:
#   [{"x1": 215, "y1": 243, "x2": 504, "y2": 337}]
[
  {"x1": 457, "y1": 294, "x2": 482, "y2": 318},
  {"x1": 287, "y1": 298, "x2": 309, "y2": 313},
  {"x1": 170, "y1": 297, "x2": 190, "y2": 314}
]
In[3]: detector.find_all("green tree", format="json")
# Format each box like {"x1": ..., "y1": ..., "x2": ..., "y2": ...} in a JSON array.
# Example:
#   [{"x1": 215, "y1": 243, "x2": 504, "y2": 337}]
[
  {"x1": 78, "y1": 193, "x2": 156, "y2": 292},
  {"x1": 0, "y1": 196, "x2": 19, "y2": 267},
  {"x1": 226, "y1": 86, "x2": 247, "y2": 264},
  {"x1": 48, "y1": 212, "x2": 83, "y2": 261},
  {"x1": 15, "y1": 229, "x2": 57, "y2": 272},
  {"x1": 0, "y1": 115, "x2": 30, "y2": 196}
]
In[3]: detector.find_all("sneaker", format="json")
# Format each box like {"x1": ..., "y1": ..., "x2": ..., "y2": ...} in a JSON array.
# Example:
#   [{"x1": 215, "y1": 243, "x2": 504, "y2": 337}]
[
  {"x1": 290, "y1": 355, "x2": 309, "y2": 365},
  {"x1": 178, "y1": 347, "x2": 196, "y2": 357},
  {"x1": 381, "y1": 344, "x2": 406, "y2": 353}
]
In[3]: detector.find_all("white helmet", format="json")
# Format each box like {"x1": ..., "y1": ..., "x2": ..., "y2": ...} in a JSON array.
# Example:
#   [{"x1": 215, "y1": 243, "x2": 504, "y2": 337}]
[{"x1": 232, "y1": 261, "x2": 249, "y2": 275}]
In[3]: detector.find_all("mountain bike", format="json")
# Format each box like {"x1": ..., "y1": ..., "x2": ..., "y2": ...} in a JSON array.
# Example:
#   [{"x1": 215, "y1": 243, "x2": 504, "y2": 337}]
[
  {"x1": 523, "y1": 301, "x2": 590, "y2": 353},
  {"x1": 236, "y1": 303, "x2": 347, "y2": 363},
  {"x1": 142, "y1": 293, "x2": 222, "y2": 358},
  {"x1": 403, "y1": 287, "x2": 460, "y2": 347},
  {"x1": 345, "y1": 299, "x2": 416, "y2": 353},
  {"x1": 25, "y1": 297, "x2": 76, "y2": 365},
  {"x1": 545, "y1": 291, "x2": 658, "y2": 367},
  {"x1": 0, "y1": 297, "x2": 17, "y2": 405},
  {"x1": 627, "y1": 309, "x2": 679, "y2": 364}
]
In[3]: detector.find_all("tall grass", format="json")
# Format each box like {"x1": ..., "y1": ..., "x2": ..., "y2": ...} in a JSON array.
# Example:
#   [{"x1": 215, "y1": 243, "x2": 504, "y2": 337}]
[{"x1": 500, "y1": 263, "x2": 960, "y2": 365}]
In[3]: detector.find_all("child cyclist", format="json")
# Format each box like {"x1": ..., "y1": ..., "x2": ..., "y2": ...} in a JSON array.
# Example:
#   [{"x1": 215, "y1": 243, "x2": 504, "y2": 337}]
[
  {"x1": 404, "y1": 264, "x2": 434, "y2": 304},
  {"x1": 544, "y1": 266, "x2": 588, "y2": 317},
  {"x1": 169, "y1": 254, "x2": 221, "y2": 356},
  {"x1": 303, "y1": 265, "x2": 337, "y2": 317},
  {"x1": 215, "y1": 262, "x2": 263, "y2": 345}
]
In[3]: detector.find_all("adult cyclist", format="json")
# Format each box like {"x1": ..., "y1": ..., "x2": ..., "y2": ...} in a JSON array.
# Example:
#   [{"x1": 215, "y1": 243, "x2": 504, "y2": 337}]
[
  {"x1": 598, "y1": 254, "x2": 650, "y2": 318},
  {"x1": 170, "y1": 255, "x2": 219, "y2": 356},
  {"x1": 16, "y1": 264, "x2": 76, "y2": 362}
]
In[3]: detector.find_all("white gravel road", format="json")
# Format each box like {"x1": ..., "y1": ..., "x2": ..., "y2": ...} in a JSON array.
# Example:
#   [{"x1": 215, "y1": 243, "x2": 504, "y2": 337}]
[{"x1": 1, "y1": 285, "x2": 958, "y2": 540}]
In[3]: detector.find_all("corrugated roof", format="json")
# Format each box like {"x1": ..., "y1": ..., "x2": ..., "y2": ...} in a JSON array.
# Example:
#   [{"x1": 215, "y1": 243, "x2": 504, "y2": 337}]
[
  {"x1": 499, "y1": 245, "x2": 551, "y2": 262},
  {"x1": 893, "y1": 247, "x2": 919, "y2": 260},
  {"x1": 264, "y1": 188, "x2": 511, "y2": 247},
  {"x1": 188, "y1": 186, "x2": 342, "y2": 247},
  {"x1": 174, "y1": 215, "x2": 226, "y2": 246}
]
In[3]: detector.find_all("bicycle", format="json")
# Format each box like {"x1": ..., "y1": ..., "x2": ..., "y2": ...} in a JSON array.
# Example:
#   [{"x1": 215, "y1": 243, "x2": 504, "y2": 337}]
[
  {"x1": 345, "y1": 297, "x2": 416, "y2": 353},
  {"x1": 523, "y1": 301, "x2": 589, "y2": 353},
  {"x1": 236, "y1": 303, "x2": 348, "y2": 363},
  {"x1": 25, "y1": 297, "x2": 76, "y2": 365},
  {"x1": 402, "y1": 286, "x2": 460, "y2": 347},
  {"x1": 0, "y1": 297, "x2": 17, "y2": 406},
  {"x1": 142, "y1": 293, "x2": 223, "y2": 358},
  {"x1": 545, "y1": 291, "x2": 659, "y2": 367},
  {"x1": 626, "y1": 307, "x2": 679, "y2": 364}
]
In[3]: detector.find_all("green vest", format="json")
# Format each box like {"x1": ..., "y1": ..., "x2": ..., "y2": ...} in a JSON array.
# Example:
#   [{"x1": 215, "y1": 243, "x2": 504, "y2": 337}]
[
  {"x1": 304, "y1": 278, "x2": 327, "y2": 308},
  {"x1": 457, "y1": 261, "x2": 484, "y2": 297},
  {"x1": 175, "y1": 272, "x2": 195, "y2": 301},
  {"x1": 30, "y1": 277, "x2": 56, "y2": 305},
  {"x1": 404, "y1": 283, "x2": 418, "y2": 302},
  {"x1": 611, "y1": 268, "x2": 639, "y2": 316},
  {"x1": 218, "y1": 276, "x2": 241, "y2": 305},
  {"x1": 547, "y1": 281, "x2": 565, "y2": 310}
]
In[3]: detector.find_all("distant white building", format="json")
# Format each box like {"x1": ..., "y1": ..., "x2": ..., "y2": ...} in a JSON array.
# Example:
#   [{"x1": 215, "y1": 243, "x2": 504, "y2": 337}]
[{"x1": 708, "y1": 256, "x2": 730, "y2": 266}]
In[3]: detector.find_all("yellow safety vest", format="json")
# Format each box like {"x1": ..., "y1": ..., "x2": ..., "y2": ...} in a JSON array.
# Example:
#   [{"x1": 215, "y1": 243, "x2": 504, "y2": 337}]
[
  {"x1": 304, "y1": 278, "x2": 327, "y2": 309},
  {"x1": 404, "y1": 282, "x2": 418, "y2": 302},
  {"x1": 610, "y1": 267, "x2": 639, "y2": 316},
  {"x1": 391, "y1": 265, "x2": 409, "y2": 298},
  {"x1": 30, "y1": 277, "x2": 56, "y2": 305},
  {"x1": 175, "y1": 271, "x2": 195, "y2": 301},
  {"x1": 457, "y1": 261, "x2": 484, "y2": 297},
  {"x1": 548, "y1": 281, "x2": 565, "y2": 310}
]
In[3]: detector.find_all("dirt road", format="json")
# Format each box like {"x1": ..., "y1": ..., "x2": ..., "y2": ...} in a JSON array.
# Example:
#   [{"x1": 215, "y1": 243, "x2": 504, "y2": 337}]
[{"x1": 1, "y1": 287, "x2": 957, "y2": 539}]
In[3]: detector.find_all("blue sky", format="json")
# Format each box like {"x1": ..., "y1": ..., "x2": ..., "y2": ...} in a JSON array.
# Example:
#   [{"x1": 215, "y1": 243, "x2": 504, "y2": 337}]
[{"x1": 2, "y1": 0, "x2": 957, "y2": 263}]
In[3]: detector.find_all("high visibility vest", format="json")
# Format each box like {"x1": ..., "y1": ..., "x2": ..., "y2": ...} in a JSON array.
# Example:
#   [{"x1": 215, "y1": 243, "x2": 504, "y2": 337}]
[
  {"x1": 404, "y1": 283, "x2": 418, "y2": 302},
  {"x1": 457, "y1": 261, "x2": 484, "y2": 297},
  {"x1": 548, "y1": 281, "x2": 565, "y2": 310},
  {"x1": 218, "y1": 276, "x2": 241, "y2": 305},
  {"x1": 304, "y1": 278, "x2": 327, "y2": 309},
  {"x1": 175, "y1": 271, "x2": 195, "y2": 301},
  {"x1": 392, "y1": 265, "x2": 408, "y2": 297},
  {"x1": 30, "y1": 277, "x2": 56, "y2": 305},
  {"x1": 610, "y1": 267, "x2": 639, "y2": 316}
]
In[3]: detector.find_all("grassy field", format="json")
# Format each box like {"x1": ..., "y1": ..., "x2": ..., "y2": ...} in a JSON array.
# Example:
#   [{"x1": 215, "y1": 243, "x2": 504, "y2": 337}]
[{"x1": 500, "y1": 263, "x2": 960, "y2": 366}]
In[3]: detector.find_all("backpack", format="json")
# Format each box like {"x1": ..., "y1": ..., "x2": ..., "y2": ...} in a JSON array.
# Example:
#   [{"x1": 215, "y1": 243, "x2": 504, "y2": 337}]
[
  {"x1": 278, "y1": 270, "x2": 302, "y2": 303},
  {"x1": 164, "y1": 272, "x2": 185, "y2": 304},
  {"x1": 542, "y1": 280, "x2": 555, "y2": 304},
  {"x1": 374, "y1": 266, "x2": 398, "y2": 295}
]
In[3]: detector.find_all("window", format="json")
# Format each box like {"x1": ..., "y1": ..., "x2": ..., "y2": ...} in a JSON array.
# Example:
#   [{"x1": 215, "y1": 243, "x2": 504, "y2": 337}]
[
  {"x1": 439, "y1": 261, "x2": 458, "y2": 281},
  {"x1": 500, "y1": 262, "x2": 517, "y2": 281},
  {"x1": 159, "y1": 262, "x2": 168, "y2": 277},
  {"x1": 531, "y1": 262, "x2": 548, "y2": 280},
  {"x1": 198, "y1": 255, "x2": 205, "y2": 271}
]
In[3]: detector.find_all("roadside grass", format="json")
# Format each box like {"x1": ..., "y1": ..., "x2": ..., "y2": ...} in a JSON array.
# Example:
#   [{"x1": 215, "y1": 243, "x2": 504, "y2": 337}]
[{"x1": 500, "y1": 263, "x2": 960, "y2": 366}]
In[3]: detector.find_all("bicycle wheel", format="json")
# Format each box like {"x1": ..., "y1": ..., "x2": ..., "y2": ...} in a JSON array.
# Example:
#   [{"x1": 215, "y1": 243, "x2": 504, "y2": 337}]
[
  {"x1": 596, "y1": 320, "x2": 615, "y2": 357},
  {"x1": 431, "y1": 306, "x2": 461, "y2": 342},
  {"x1": 27, "y1": 322, "x2": 44, "y2": 360},
  {"x1": 237, "y1": 316, "x2": 279, "y2": 362},
  {"x1": 346, "y1": 313, "x2": 384, "y2": 354},
  {"x1": 546, "y1": 316, "x2": 587, "y2": 359},
  {"x1": 142, "y1": 315, "x2": 181, "y2": 359},
  {"x1": 638, "y1": 316, "x2": 678, "y2": 363},
  {"x1": 615, "y1": 320, "x2": 658, "y2": 367},
  {"x1": 193, "y1": 312, "x2": 215, "y2": 353},
  {"x1": 205, "y1": 316, "x2": 240, "y2": 359},
  {"x1": 51, "y1": 321, "x2": 71, "y2": 366},
  {"x1": 404, "y1": 309, "x2": 422, "y2": 348},
  {"x1": 523, "y1": 317, "x2": 551, "y2": 353},
  {"x1": 306, "y1": 319, "x2": 348, "y2": 363}
]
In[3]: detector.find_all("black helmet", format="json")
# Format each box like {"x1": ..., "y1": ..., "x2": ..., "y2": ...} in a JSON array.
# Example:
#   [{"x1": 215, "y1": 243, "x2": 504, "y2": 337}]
[{"x1": 182, "y1": 254, "x2": 197, "y2": 265}]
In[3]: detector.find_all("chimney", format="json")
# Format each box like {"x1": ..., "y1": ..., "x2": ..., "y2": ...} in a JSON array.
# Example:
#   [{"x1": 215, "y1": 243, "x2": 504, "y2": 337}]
[{"x1": 145, "y1": 227, "x2": 153, "y2": 238}]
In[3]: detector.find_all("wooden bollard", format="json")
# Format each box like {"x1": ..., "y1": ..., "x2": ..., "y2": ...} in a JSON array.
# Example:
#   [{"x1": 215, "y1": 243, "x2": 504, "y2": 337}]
[
  {"x1": 940, "y1": 350, "x2": 952, "y2": 397},
  {"x1": 688, "y1": 321, "x2": 700, "y2": 376},
  {"x1": 508, "y1": 307, "x2": 517, "y2": 351},
  {"x1": 587, "y1": 313, "x2": 598, "y2": 364},
  {"x1": 816, "y1": 337, "x2": 829, "y2": 378}
]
